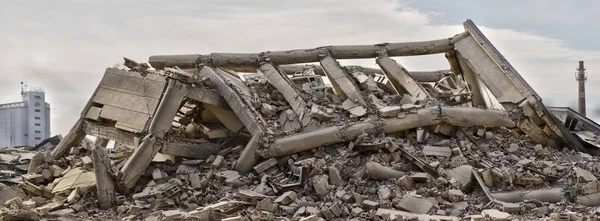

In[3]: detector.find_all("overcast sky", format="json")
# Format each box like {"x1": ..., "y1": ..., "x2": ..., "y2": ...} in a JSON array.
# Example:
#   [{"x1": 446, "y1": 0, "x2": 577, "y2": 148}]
[{"x1": 1, "y1": 0, "x2": 599, "y2": 135}]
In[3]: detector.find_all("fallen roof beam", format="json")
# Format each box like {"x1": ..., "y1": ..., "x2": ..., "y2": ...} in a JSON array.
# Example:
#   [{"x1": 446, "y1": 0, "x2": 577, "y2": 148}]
[
  {"x1": 262, "y1": 106, "x2": 514, "y2": 157},
  {"x1": 259, "y1": 62, "x2": 308, "y2": 114},
  {"x1": 83, "y1": 121, "x2": 139, "y2": 148},
  {"x1": 148, "y1": 33, "x2": 468, "y2": 70},
  {"x1": 186, "y1": 86, "x2": 229, "y2": 109},
  {"x1": 199, "y1": 66, "x2": 263, "y2": 135},
  {"x1": 224, "y1": 65, "x2": 449, "y2": 83},
  {"x1": 50, "y1": 118, "x2": 86, "y2": 159},
  {"x1": 376, "y1": 54, "x2": 430, "y2": 100},
  {"x1": 200, "y1": 66, "x2": 267, "y2": 174},
  {"x1": 453, "y1": 19, "x2": 585, "y2": 153},
  {"x1": 319, "y1": 55, "x2": 367, "y2": 105},
  {"x1": 160, "y1": 142, "x2": 220, "y2": 160}
]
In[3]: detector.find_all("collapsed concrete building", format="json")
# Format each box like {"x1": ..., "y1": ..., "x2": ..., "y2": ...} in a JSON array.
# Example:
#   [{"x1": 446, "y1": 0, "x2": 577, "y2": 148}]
[{"x1": 2, "y1": 19, "x2": 600, "y2": 220}]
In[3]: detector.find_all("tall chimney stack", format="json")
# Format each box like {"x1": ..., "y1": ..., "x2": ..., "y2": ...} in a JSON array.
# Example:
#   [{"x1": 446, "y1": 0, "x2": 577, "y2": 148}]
[{"x1": 577, "y1": 61, "x2": 587, "y2": 116}]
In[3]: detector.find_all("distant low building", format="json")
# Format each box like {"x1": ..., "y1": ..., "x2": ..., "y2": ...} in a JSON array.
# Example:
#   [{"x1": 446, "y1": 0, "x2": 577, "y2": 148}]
[{"x1": 0, "y1": 87, "x2": 51, "y2": 148}]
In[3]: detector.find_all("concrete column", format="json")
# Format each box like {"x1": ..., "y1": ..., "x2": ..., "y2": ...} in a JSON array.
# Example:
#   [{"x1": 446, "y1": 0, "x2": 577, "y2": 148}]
[
  {"x1": 119, "y1": 79, "x2": 188, "y2": 189},
  {"x1": 92, "y1": 145, "x2": 115, "y2": 209}
]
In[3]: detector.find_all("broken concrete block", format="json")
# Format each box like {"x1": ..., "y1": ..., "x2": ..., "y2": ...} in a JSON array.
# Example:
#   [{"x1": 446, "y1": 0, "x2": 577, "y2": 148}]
[
  {"x1": 81, "y1": 156, "x2": 92, "y2": 166},
  {"x1": 411, "y1": 172, "x2": 434, "y2": 183},
  {"x1": 575, "y1": 167, "x2": 598, "y2": 182},
  {"x1": 257, "y1": 198, "x2": 277, "y2": 212},
  {"x1": 152, "y1": 168, "x2": 168, "y2": 180},
  {"x1": 311, "y1": 175, "x2": 329, "y2": 199},
  {"x1": 22, "y1": 174, "x2": 45, "y2": 183},
  {"x1": 67, "y1": 188, "x2": 80, "y2": 204},
  {"x1": 49, "y1": 208, "x2": 75, "y2": 216},
  {"x1": 481, "y1": 209, "x2": 511, "y2": 220},
  {"x1": 215, "y1": 170, "x2": 240, "y2": 183},
  {"x1": 361, "y1": 200, "x2": 379, "y2": 210},
  {"x1": 261, "y1": 103, "x2": 278, "y2": 117},
  {"x1": 422, "y1": 145, "x2": 452, "y2": 157},
  {"x1": 508, "y1": 143, "x2": 519, "y2": 153},
  {"x1": 310, "y1": 104, "x2": 334, "y2": 121},
  {"x1": 48, "y1": 165, "x2": 64, "y2": 178},
  {"x1": 482, "y1": 169, "x2": 494, "y2": 187},
  {"x1": 351, "y1": 207, "x2": 364, "y2": 217},
  {"x1": 582, "y1": 181, "x2": 599, "y2": 195},
  {"x1": 365, "y1": 162, "x2": 405, "y2": 180},
  {"x1": 274, "y1": 191, "x2": 297, "y2": 205},
  {"x1": 378, "y1": 187, "x2": 391, "y2": 201},
  {"x1": 499, "y1": 201, "x2": 520, "y2": 214},
  {"x1": 321, "y1": 207, "x2": 335, "y2": 219},
  {"x1": 444, "y1": 189, "x2": 465, "y2": 202},
  {"x1": 189, "y1": 174, "x2": 201, "y2": 190},
  {"x1": 379, "y1": 106, "x2": 402, "y2": 118},
  {"x1": 127, "y1": 204, "x2": 143, "y2": 216},
  {"x1": 299, "y1": 215, "x2": 319, "y2": 221},
  {"x1": 445, "y1": 165, "x2": 473, "y2": 191},
  {"x1": 397, "y1": 194, "x2": 433, "y2": 214},
  {"x1": 239, "y1": 190, "x2": 268, "y2": 201},
  {"x1": 211, "y1": 155, "x2": 224, "y2": 169},
  {"x1": 22, "y1": 200, "x2": 37, "y2": 210},
  {"x1": 398, "y1": 175, "x2": 414, "y2": 189},
  {"x1": 176, "y1": 165, "x2": 199, "y2": 174},
  {"x1": 328, "y1": 166, "x2": 344, "y2": 186},
  {"x1": 254, "y1": 158, "x2": 278, "y2": 174},
  {"x1": 41, "y1": 169, "x2": 53, "y2": 180},
  {"x1": 342, "y1": 99, "x2": 367, "y2": 117},
  {"x1": 328, "y1": 204, "x2": 342, "y2": 217},
  {"x1": 416, "y1": 128, "x2": 427, "y2": 143},
  {"x1": 161, "y1": 209, "x2": 184, "y2": 220},
  {"x1": 341, "y1": 192, "x2": 354, "y2": 203},
  {"x1": 484, "y1": 131, "x2": 494, "y2": 140},
  {"x1": 476, "y1": 128, "x2": 485, "y2": 137}
]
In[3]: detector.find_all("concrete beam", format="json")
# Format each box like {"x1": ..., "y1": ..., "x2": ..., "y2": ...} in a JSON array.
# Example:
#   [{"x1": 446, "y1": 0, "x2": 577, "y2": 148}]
[
  {"x1": 186, "y1": 86, "x2": 229, "y2": 109},
  {"x1": 160, "y1": 142, "x2": 220, "y2": 159},
  {"x1": 259, "y1": 62, "x2": 307, "y2": 114},
  {"x1": 225, "y1": 65, "x2": 449, "y2": 83},
  {"x1": 91, "y1": 145, "x2": 115, "y2": 209},
  {"x1": 235, "y1": 132, "x2": 263, "y2": 174},
  {"x1": 200, "y1": 66, "x2": 267, "y2": 174},
  {"x1": 148, "y1": 34, "x2": 468, "y2": 69},
  {"x1": 262, "y1": 106, "x2": 514, "y2": 157},
  {"x1": 319, "y1": 55, "x2": 367, "y2": 106},
  {"x1": 200, "y1": 66, "x2": 263, "y2": 135},
  {"x1": 454, "y1": 20, "x2": 585, "y2": 153},
  {"x1": 50, "y1": 118, "x2": 86, "y2": 159},
  {"x1": 83, "y1": 121, "x2": 139, "y2": 149},
  {"x1": 376, "y1": 54, "x2": 429, "y2": 100},
  {"x1": 491, "y1": 188, "x2": 564, "y2": 203}
]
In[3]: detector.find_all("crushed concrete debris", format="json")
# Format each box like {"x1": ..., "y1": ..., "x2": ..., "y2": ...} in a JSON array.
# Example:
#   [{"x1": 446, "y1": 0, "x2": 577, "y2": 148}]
[{"x1": 4, "y1": 19, "x2": 600, "y2": 220}]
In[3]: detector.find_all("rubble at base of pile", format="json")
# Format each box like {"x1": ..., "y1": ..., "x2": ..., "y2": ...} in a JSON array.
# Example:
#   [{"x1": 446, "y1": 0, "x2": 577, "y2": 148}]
[
  {"x1": 4, "y1": 19, "x2": 600, "y2": 221},
  {"x1": 4, "y1": 127, "x2": 600, "y2": 220}
]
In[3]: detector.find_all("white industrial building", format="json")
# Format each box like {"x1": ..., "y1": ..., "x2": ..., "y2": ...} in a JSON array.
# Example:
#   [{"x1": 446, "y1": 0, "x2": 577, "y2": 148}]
[{"x1": 0, "y1": 87, "x2": 51, "y2": 148}]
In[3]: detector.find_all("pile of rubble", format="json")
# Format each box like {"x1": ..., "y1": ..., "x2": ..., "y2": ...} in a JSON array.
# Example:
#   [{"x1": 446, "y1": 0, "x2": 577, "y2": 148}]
[{"x1": 2, "y1": 19, "x2": 600, "y2": 221}]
